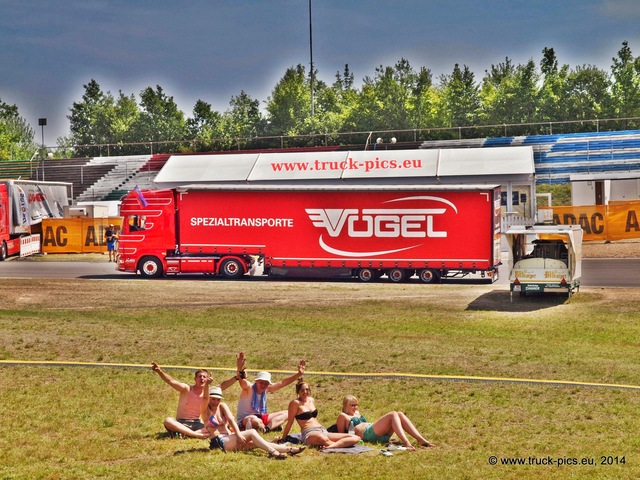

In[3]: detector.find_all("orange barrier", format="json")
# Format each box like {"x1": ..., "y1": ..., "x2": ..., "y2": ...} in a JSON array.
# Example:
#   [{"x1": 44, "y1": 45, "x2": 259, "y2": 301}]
[
  {"x1": 542, "y1": 200, "x2": 640, "y2": 242},
  {"x1": 41, "y1": 218, "x2": 121, "y2": 254}
]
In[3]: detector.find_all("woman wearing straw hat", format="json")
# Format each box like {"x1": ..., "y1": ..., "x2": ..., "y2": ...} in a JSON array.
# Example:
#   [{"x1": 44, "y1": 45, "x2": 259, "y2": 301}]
[{"x1": 203, "y1": 386, "x2": 305, "y2": 459}]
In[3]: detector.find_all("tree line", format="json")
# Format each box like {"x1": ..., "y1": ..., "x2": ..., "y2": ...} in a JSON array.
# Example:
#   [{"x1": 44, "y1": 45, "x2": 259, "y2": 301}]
[{"x1": 1, "y1": 41, "x2": 640, "y2": 160}]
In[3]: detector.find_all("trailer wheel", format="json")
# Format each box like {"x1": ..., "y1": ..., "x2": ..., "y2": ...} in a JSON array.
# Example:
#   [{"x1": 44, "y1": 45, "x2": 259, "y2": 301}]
[
  {"x1": 387, "y1": 268, "x2": 407, "y2": 283},
  {"x1": 220, "y1": 258, "x2": 245, "y2": 279},
  {"x1": 356, "y1": 268, "x2": 377, "y2": 282},
  {"x1": 0, "y1": 241, "x2": 7, "y2": 261},
  {"x1": 139, "y1": 256, "x2": 163, "y2": 278},
  {"x1": 418, "y1": 268, "x2": 440, "y2": 284}
]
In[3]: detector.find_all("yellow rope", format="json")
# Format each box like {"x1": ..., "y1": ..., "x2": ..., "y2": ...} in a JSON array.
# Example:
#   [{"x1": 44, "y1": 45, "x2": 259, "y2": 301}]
[{"x1": 1, "y1": 359, "x2": 639, "y2": 391}]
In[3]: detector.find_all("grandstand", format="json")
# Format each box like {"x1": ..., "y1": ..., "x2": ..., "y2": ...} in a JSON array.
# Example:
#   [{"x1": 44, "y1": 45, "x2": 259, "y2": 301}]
[{"x1": 419, "y1": 129, "x2": 640, "y2": 185}]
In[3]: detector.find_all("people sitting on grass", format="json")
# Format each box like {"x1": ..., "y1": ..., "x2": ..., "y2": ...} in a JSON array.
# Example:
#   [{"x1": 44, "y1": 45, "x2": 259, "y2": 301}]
[
  {"x1": 151, "y1": 353, "x2": 245, "y2": 439},
  {"x1": 278, "y1": 379, "x2": 360, "y2": 449},
  {"x1": 335, "y1": 394, "x2": 434, "y2": 450},
  {"x1": 203, "y1": 386, "x2": 305, "y2": 459},
  {"x1": 236, "y1": 359, "x2": 306, "y2": 433}
]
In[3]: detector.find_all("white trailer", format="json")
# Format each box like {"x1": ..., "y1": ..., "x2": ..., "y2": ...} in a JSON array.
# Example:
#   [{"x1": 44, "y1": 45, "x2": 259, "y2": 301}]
[{"x1": 505, "y1": 224, "x2": 583, "y2": 300}]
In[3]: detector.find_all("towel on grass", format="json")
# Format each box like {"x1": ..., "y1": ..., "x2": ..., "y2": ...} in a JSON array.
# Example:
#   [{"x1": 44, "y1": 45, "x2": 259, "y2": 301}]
[{"x1": 322, "y1": 445, "x2": 374, "y2": 454}]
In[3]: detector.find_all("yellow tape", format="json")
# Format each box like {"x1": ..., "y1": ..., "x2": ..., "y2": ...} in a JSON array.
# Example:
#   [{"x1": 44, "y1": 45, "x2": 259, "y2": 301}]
[{"x1": 1, "y1": 359, "x2": 639, "y2": 391}]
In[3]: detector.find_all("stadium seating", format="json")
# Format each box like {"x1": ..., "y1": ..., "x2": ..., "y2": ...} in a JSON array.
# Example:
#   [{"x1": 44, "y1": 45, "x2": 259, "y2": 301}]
[{"x1": 421, "y1": 130, "x2": 640, "y2": 184}]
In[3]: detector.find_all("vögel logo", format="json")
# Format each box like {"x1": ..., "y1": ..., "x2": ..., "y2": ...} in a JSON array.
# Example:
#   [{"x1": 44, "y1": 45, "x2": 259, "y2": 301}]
[{"x1": 306, "y1": 195, "x2": 457, "y2": 257}]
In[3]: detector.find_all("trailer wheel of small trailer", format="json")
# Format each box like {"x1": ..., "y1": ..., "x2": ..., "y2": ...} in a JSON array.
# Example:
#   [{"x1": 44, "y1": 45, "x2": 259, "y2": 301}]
[
  {"x1": 138, "y1": 256, "x2": 163, "y2": 278},
  {"x1": 387, "y1": 268, "x2": 410, "y2": 283},
  {"x1": 356, "y1": 268, "x2": 378, "y2": 282},
  {"x1": 219, "y1": 258, "x2": 245, "y2": 279},
  {"x1": 0, "y1": 241, "x2": 6, "y2": 261},
  {"x1": 418, "y1": 268, "x2": 440, "y2": 284}
]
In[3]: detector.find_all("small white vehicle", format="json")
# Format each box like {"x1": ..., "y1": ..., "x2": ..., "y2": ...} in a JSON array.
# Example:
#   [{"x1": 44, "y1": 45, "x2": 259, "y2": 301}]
[{"x1": 505, "y1": 224, "x2": 583, "y2": 300}]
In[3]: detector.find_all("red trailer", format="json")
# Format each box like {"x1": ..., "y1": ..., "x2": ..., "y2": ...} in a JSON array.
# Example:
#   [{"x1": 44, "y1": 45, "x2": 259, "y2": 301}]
[
  {"x1": 0, "y1": 179, "x2": 72, "y2": 260},
  {"x1": 117, "y1": 184, "x2": 501, "y2": 283}
]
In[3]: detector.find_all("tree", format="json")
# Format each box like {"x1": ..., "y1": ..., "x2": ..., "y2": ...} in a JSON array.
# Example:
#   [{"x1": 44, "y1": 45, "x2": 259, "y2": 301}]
[
  {"x1": 440, "y1": 64, "x2": 481, "y2": 128},
  {"x1": 480, "y1": 58, "x2": 540, "y2": 131},
  {"x1": 186, "y1": 100, "x2": 223, "y2": 150},
  {"x1": 133, "y1": 86, "x2": 187, "y2": 153},
  {"x1": 111, "y1": 92, "x2": 140, "y2": 147},
  {"x1": 344, "y1": 58, "x2": 421, "y2": 136},
  {"x1": 564, "y1": 65, "x2": 612, "y2": 122},
  {"x1": 220, "y1": 90, "x2": 266, "y2": 148},
  {"x1": 67, "y1": 79, "x2": 114, "y2": 156},
  {"x1": 266, "y1": 65, "x2": 311, "y2": 136},
  {"x1": 538, "y1": 47, "x2": 570, "y2": 124},
  {"x1": 0, "y1": 99, "x2": 36, "y2": 160},
  {"x1": 610, "y1": 41, "x2": 640, "y2": 125}
]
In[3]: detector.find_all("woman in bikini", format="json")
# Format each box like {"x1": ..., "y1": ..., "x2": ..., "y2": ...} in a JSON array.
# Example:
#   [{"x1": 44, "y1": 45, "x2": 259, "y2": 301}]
[
  {"x1": 202, "y1": 386, "x2": 305, "y2": 459},
  {"x1": 278, "y1": 379, "x2": 360, "y2": 449},
  {"x1": 335, "y1": 394, "x2": 434, "y2": 451}
]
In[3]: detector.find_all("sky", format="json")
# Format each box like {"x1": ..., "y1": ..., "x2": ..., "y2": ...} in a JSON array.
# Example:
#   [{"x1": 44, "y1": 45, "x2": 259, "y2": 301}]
[{"x1": 1, "y1": 0, "x2": 640, "y2": 144}]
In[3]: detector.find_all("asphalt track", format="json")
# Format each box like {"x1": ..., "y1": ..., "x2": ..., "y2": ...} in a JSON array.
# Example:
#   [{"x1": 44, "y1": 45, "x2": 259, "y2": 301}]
[{"x1": 0, "y1": 258, "x2": 639, "y2": 287}]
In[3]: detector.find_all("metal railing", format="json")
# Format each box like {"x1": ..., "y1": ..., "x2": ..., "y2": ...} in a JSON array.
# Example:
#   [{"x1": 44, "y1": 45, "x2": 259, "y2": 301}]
[{"x1": 43, "y1": 116, "x2": 640, "y2": 158}]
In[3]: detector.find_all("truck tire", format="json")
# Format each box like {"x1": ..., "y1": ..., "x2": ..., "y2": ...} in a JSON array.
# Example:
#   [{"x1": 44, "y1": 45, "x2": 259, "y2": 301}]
[
  {"x1": 220, "y1": 258, "x2": 245, "y2": 279},
  {"x1": 418, "y1": 268, "x2": 440, "y2": 284},
  {"x1": 0, "y1": 241, "x2": 7, "y2": 261},
  {"x1": 139, "y1": 256, "x2": 163, "y2": 278},
  {"x1": 356, "y1": 268, "x2": 377, "y2": 282},
  {"x1": 387, "y1": 268, "x2": 407, "y2": 283}
]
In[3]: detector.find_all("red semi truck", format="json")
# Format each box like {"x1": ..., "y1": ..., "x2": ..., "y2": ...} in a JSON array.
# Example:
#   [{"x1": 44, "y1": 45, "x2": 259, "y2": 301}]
[
  {"x1": 0, "y1": 179, "x2": 72, "y2": 260},
  {"x1": 117, "y1": 184, "x2": 502, "y2": 282}
]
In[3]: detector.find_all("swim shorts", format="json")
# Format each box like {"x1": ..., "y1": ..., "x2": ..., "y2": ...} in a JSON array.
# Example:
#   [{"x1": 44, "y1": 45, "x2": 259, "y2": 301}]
[{"x1": 362, "y1": 424, "x2": 391, "y2": 444}]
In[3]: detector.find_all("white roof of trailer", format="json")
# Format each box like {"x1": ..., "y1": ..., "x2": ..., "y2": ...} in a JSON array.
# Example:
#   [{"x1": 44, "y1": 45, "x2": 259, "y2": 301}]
[
  {"x1": 154, "y1": 146, "x2": 534, "y2": 188},
  {"x1": 176, "y1": 183, "x2": 501, "y2": 192}
]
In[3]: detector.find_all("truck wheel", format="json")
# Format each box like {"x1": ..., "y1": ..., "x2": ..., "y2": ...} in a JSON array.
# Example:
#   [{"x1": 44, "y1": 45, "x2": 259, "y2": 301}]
[
  {"x1": 139, "y1": 256, "x2": 163, "y2": 278},
  {"x1": 0, "y1": 241, "x2": 7, "y2": 261},
  {"x1": 418, "y1": 268, "x2": 440, "y2": 284},
  {"x1": 387, "y1": 268, "x2": 407, "y2": 283},
  {"x1": 356, "y1": 268, "x2": 376, "y2": 282},
  {"x1": 220, "y1": 258, "x2": 245, "y2": 279}
]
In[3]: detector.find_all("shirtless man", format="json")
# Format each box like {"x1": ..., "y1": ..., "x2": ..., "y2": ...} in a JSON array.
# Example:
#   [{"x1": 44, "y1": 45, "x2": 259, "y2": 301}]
[
  {"x1": 152, "y1": 353, "x2": 245, "y2": 439},
  {"x1": 236, "y1": 359, "x2": 306, "y2": 433}
]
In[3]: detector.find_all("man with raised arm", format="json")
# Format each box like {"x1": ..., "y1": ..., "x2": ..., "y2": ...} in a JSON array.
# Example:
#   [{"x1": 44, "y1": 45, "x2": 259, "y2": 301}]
[
  {"x1": 151, "y1": 352, "x2": 246, "y2": 438},
  {"x1": 236, "y1": 359, "x2": 306, "y2": 433}
]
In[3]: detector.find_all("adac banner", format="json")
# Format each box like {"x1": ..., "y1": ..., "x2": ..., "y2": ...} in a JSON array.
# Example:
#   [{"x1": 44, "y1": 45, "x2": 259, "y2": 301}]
[
  {"x1": 40, "y1": 218, "x2": 121, "y2": 253},
  {"x1": 543, "y1": 200, "x2": 640, "y2": 241}
]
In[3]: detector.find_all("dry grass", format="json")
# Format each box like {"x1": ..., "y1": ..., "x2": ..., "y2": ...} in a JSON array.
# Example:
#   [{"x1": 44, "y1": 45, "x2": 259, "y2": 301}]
[{"x1": 1, "y1": 276, "x2": 640, "y2": 479}]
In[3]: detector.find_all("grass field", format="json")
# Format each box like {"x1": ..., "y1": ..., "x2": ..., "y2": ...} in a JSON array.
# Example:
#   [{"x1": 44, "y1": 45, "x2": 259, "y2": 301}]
[{"x1": 1, "y1": 277, "x2": 639, "y2": 479}]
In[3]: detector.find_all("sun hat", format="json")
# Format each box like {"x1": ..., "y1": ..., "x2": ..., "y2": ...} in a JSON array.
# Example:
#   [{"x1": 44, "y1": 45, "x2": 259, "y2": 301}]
[
  {"x1": 254, "y1": 371, "x2": 272, "y2": 384},
  {"x1": 209, "y1": 386, "x2": 223, "y2": 398}
]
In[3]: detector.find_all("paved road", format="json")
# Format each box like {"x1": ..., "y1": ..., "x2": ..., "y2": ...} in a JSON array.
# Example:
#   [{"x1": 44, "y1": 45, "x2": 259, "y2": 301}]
[{"x1": 1, "y1": 258, "x2": 639, "y2": 287}]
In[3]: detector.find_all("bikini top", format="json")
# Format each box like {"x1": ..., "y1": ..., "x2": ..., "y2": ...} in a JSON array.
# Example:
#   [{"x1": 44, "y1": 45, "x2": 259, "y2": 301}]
[
  {"x1": 295, "y1": 409, "x2": 318, "y2": 421},
  {"x1": 208, "y1": 412, "x2": 227, "y2": 428},
  {"x1": 349, "y1": 415, "x2": 367, "y2": 427}
]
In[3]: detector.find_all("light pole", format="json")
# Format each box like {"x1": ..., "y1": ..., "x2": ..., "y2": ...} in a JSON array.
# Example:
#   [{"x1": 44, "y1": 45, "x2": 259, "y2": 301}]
[
  {"x1": 38, "y1": 118, "x2": 47, "y2": 180},
  {"x1": 309, "y1": 0, "x2": 314, "y2": 117}
]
